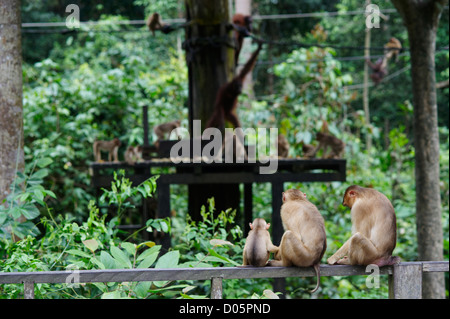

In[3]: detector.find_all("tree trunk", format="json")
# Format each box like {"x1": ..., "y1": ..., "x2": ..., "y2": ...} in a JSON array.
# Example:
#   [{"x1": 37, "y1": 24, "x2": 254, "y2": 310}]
[
  {"x1": 184, "y1": 0, "x2": 240, "y2": 220},
  {"x1": 185, "y1": 0, "x2": 234, "y2": 133},
  {"x1": 0, "y1": 0, "x2": 24, "y2": 201},
  {"x1": 391, "y1": 0, "x2": 447, "y2": 299}
]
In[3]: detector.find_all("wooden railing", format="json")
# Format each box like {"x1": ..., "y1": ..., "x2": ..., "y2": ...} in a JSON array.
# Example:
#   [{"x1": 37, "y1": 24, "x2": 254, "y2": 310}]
[{"x1": 0, "y1": 261, "x2": 447, "y2": 299}]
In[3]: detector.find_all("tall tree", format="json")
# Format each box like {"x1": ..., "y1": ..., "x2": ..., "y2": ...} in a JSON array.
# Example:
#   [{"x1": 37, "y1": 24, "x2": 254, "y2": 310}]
[
  {"x1": 0, "y1": 0, "x2": 24, "y2": 201},
  {"x1": 391, "y1": 0, "x2": 447, "y2": 298},
  {"x1": 184, "y1": 0, "x2": 241, "y2": 219}
]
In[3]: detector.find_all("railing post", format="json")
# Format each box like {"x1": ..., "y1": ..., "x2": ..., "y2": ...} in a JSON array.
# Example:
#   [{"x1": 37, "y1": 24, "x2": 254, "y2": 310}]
[
  {"x1": 388, "y1": 262, "x2": 422, "y2": 299},
  {"x1": 211, "y1": 277, "x2": 223, "y2": 299},
  {"x1": 23, "y1": 281, "x2": 35, "y2": 299}
]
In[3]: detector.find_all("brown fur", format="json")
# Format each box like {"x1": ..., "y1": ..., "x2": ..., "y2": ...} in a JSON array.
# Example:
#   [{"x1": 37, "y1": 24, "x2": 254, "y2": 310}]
[
  {"x1": 267, "y1": 189, "x2": 327, "y2": 293},
  {"x1": 243, "y1": 218, "x2": 279, "y2": 267},
  {"x1": 327, "y1": 185, "x2": 399, "y2": 266},
  {"x1": 314, "y1": 132, "x2": 345, "y2": 159},
  {"x1": 93, "y1": 138, "x2": 121, "y2": 162},
  {"x1": 206, "y1": 43, "x2": 262, "y2": 131}
]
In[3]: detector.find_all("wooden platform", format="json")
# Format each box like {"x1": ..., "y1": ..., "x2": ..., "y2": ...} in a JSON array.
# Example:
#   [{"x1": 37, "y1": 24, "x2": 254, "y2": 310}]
[{"x1": 90, "y1": 158, "x2": 346, "y2": 249}]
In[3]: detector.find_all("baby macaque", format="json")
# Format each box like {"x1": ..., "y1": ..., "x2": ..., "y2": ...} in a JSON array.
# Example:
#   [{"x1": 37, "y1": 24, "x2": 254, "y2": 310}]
[
  {"x1": 243, "y1": 218, "x2": 279, "y2": 267},
  {"x1": 154, "y1": 120, "x2": 181, "y2": 141},
  {"x1": 277, "y1": 134, "x2": 289, "y2": 158},
  {"x1": 124, "y1": 145, "x2": 142, "y2": 165},
  {"x1": 327, "y1": 185, "x2": 400, "y2": 266},
  {"x1": 314, "y1": 132, "x2": 345, "y2": 159},
  {"x1": 93, "y1": 138, "x2": 121, "y2": 162},
  {"x1": 268, "y1": 189, "x2": 327, "y2": 293}
]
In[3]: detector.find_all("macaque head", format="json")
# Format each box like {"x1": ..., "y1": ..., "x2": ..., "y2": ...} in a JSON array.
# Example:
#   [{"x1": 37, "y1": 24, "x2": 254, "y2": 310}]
[
  {"x1": 342, "y1": 185, "x2": 363, "y2": 208},
  {"x1": 249, "y1": 218, "x2": 270, "y2": 230},
  {"x1": 282, "y1": 189, "x2": 307, "y2": 202},
  {"x1": 113, "y1": 138, "x2": 121, "y2": 146}
]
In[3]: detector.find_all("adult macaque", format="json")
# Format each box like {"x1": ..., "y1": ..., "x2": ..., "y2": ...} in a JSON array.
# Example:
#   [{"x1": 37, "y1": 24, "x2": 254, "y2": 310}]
[
  {"x1": 277, "y1": 134, "x2": 289, "y2": 158},
  {"x1": 314, "y1": 132, "x2": 345, "y2": 159},
  {"x1": 327, "y1": 185, "x2": 400, "y2": 266},
  {"x1": 268, "y1": 189, "x2": 327, "y2": 293},
  {"x1": 124, "y1": 145, "x2": 142, "y2": 165},
  {"x1": 93, "y1": 138, "x2": 121, "y2": 162},
  {"x1": 243, "y1": 218, "x2": 279, "y2": 267},
  {"x1": 154, "y1": 120, "x2": 181, "y2": 141}
]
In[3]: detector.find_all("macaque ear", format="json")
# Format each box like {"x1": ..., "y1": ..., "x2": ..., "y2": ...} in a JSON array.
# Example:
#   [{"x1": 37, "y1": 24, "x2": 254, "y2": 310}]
[
  {"x1": 266, "y1": 223, "x2": 271, "y2": 230},
  {"x1": 249, "y1": 222, "x2": 253, "y2": 230},
  {"x1": 282, "y1": 192, "x2": 286, "y2": 201},
  {"x1": 349, "y1": 190, "x2": 357, "y2": 197}
]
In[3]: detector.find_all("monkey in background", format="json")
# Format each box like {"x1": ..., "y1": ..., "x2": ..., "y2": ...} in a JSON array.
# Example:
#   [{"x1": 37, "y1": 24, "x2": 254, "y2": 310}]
[
  {"x1": 146, "y1": 12, "x2": 174, "y2": 35},
  {"x1": 384, "y1": 37, "x2": 402, "y2": 62},
  {"x1": 93, "y1": 138, "x2": 121, "y2": 162},
  {"x1": 366, "y1": 57, "x2": 388, "y2": 85},
  {"x1": 124, "y1": 145, "x2": 142, "y2": 165},
  {"x1": 206, "y1": 42, "x2": 262, "y2": 131},
  {"x1": 243, "y1": 218, "x2": 279, "y2": 267},
  {"x1": 314, "y1": 132, "x2": 345, "y2": 159},
  {"x1": 232, "y1": 13, "x2": 253, "y2": 65},
  {"x1": 268, "y1": 189, "x2": 327, "y2": 293},
  {"x1": 154, "y1": 120, "x2": 181, "y2": 141},
  {"x1": 327, "y1": 185, "x2": 400, "y2": 266},
  {"x1": 277, "y1": 134, "x2": 289, "y2": 158}
]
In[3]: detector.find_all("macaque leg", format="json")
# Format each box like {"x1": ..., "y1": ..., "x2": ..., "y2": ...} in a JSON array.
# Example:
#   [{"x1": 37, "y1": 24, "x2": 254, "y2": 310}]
[
  {"x1": 328, "y1": 232, "x2": 380, "y2": 265},
  {"x1": 327, "y1": 237, "x2": 352, "y2": 265},
  {"x1": 113, "y1": 146, "x2": 119, "y2": 162},
  {"x1": 268, "y1": 231, "x2": 311, "y2": 267},
  {"x1": 108, "y1": 151, "x2": 112, "y2": 162}
]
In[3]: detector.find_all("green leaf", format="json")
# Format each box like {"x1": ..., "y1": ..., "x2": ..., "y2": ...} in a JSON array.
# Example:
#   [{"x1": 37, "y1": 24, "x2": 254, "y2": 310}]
[
  {"x1": 135, "y1": 281, "x2": 152, "y2": 298},
  {"x1": 136, "y1": 245, "x2": 160, "y2": 262},
  {"x1": 155, "y1": 251, "x2": 179, "y2": 269},
  {"x1": 137, "y1": 249, "x2": 159, "y2": 269},
  {"x1": 121, "y1": 242, "x2": 136, "y2": 256},
  {"x1": 36, "y1": 157, "x2": 53, "y2": 168},
  {"x1": 66, "y1": 249, "x2": 92, "y2": 258},
  {"x1": 207, "y1": 249, "x2": 240, "y2": 266},
  {"x1": 82, "y1": 239, "x2": 99, "y2": 253},
  {"x1": 100, "y1": 251, "x2": 116, "y2": 269},
  {"x1": 110, "y1": 246, "x2": 132, "y2": 269}
]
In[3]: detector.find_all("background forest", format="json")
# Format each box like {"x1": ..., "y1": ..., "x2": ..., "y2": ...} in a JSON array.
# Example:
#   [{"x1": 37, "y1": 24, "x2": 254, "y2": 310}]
[{"x1": 0, "y1": 0, "x2": 448, "y2": 299}]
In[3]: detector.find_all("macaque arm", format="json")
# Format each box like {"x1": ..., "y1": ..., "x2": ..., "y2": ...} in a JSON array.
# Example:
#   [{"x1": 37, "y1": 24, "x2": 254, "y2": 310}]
[{"x1": 327, "y1": 237, "x2": 352, "y2": 265}]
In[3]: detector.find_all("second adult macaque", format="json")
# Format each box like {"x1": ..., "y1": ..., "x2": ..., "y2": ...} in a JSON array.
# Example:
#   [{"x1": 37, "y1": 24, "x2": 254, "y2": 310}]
[
  {"x1": 242, "y1": 218, "x2": 279, "y2": 267},
  {"x1": 327, "y1": 185, "x2": 400, "y2": 266},
  {"x1": 93, "y1": 138, "x2": 121, "y2": 162},
  {"x1": 314, "y1": 132, "x2": 345, "y2": 159},
  {"x1": 268, "y1": 189, "x2": 327, "y2": 293},
  {"x1": 154, "y1": 120, "x2": 181, "y2": 141}
]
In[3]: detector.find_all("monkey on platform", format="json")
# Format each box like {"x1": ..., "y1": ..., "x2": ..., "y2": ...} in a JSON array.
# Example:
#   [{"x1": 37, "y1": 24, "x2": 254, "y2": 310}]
[
  {"x1": 277, "y1": 134, "x2": 289, "y2": 158},
  {"x1": 93, "y1": 138, "x2": 121, "y2": 162},
  {"x1": 327, "y1": 185, "x2": 400, "y2": 266},
  {"x1": 243, "y1": 218, "x2": 279, "y2": 267},
  {"x1": 154, "y1": 120, "x2": 181, "y2": 141},
  {"x1": 314, "y1": 132, "x2": 345, "y2": 159},
  {"x1": 124, "y1": 145, "x2": 143, "y2": 165}
]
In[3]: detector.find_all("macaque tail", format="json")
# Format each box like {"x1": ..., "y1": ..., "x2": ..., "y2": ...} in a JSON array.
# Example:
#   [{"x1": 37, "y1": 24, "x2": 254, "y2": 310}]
[{"x1": 309, "y1": 263, "x2": 321, "y2": 293}]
